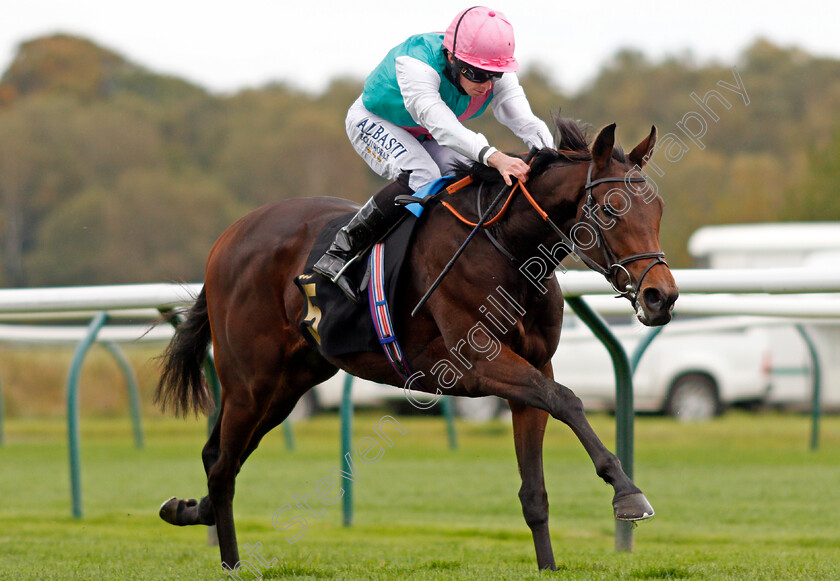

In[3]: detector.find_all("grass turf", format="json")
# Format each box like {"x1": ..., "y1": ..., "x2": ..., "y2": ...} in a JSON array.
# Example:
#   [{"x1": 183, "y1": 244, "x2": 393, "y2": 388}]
[{"x1": 0, "y1": 411, "x2": 838, "y2": 580}]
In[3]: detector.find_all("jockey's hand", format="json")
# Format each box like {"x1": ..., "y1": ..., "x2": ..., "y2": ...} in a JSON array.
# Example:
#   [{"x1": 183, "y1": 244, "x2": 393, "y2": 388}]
[{"x1": 487, "y1": 151, "x2": 530, "y2": 186}]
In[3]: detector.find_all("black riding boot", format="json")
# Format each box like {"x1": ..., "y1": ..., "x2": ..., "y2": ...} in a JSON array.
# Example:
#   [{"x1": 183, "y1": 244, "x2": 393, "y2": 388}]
[{"x1": 313, "y1": 177, "x2": 413, "y2": 302}]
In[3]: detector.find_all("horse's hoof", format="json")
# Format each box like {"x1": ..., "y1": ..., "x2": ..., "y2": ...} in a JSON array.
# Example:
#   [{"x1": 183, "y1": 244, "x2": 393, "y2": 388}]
[
  {"x1": 613, "y1": 492, "x2": 654, "y2": 521},
  {"x1": 159, "y1": 497, "x2": 197, "y2": 526},
  {"x1": 159, "y1": 497, "x2": 180, "y2": 524}
]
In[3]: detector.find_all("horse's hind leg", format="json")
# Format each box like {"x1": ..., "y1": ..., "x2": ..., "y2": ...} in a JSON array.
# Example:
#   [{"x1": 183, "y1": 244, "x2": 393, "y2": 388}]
[
  {"x1": 159, "y1": 411, "x2": 223, "y2": 527},
  {"x1": 234, "y1": 359, "x2": 336, "y2": 467},
  {"x1": 208, "y1": 351, "x2": 336, "y2": 567},
  {"x1": 510, "y1": 400, "x2": 556, "y2": 571},
  {"x1": 204, "y1": 381, "x2": 266, "y2": 568},
  {"x1": 159, "y1": 380, "x2": 319, "y2": 531}
]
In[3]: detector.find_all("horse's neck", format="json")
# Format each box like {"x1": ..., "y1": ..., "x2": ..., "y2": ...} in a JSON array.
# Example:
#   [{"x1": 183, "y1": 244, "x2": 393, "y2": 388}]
[
  {"x1": 492, "y1": 169, "x2": 582, "y2": 264},
  {"x1": 428, "y1": 167, "x2": 582, "y2": 282}
]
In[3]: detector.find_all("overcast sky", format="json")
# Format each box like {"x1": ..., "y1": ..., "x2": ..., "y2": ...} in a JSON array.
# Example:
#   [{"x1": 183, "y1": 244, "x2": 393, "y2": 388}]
[{"x1": 1, "y1": 1, "x2": 837, "y2": 95}]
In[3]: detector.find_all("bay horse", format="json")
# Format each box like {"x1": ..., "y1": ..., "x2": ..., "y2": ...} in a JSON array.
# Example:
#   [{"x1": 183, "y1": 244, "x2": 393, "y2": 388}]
[{"x1": 156, "y1": 117, "x2": 679, "y2": 571}]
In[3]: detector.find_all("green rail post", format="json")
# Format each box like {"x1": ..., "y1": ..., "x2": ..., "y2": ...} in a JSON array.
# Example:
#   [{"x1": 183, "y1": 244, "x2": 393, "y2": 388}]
[
  {"x1": 340, "y1": 373, "x2": 354, "y2": 527},
  {"x1": 201, "y1": 354, "x2": 224, "y2": 547},
  {"x1": 0, "y1": 372, "x2": 4, "y2": 447},
  {"x1": 565, "y1": 296, "x2": 635, "y2": 552},
  {"x1": 440, "y1": 396, "x2": 458, "y2": 450},
  {"x1": 67, "y1": 311, "x2": 109, "y2": 518},
  {"x1": 202, "y1": 355, "x2": 223, "y2": 434},
  {"x1": 795, "y1": 325, "x2": 822, "y2": 451},
  {"x1": 101, "y1": 342, "x2": 144, "y2": 449},
  {"x1": 282, "y1": 414, "x2": 295, "y2": 451},
  {"x1": 630, "y1": 326, "x2": 665, "y2": 373}
]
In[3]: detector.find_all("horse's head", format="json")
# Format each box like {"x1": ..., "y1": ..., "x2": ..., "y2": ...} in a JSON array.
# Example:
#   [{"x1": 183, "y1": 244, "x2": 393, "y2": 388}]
[
  {"x1": 569, "y1": 122, "x2": 678, "y2": 325},
  {"x1": 526, "y1": 120, "x2": 678, "y2": 325}
]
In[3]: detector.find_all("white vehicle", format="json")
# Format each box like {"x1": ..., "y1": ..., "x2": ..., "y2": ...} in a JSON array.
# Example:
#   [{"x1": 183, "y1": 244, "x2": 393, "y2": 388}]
[
  {"x1": 552, "y1": 313, "x2": 813, "y2": 420},
  {"x1": 687, "y1": 222, "x2": 840, "y2": 412}
]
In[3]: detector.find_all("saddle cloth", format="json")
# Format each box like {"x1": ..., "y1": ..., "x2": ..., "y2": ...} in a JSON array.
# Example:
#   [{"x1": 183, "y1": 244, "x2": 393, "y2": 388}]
[{"x1": 294, "y1": 211, "x2": 419, "y2": 358}]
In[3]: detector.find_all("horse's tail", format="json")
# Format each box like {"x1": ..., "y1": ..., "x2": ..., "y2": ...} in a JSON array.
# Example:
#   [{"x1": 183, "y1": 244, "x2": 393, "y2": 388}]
[{"x1": 155, "y1": 286, "x2": 213, "y2": 417}]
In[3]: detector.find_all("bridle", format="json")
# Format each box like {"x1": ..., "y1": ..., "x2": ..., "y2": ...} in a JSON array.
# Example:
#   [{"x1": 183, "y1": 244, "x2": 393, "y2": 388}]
[{"x1": 576, "y1": 162, "x2": 668, "y2": 304}]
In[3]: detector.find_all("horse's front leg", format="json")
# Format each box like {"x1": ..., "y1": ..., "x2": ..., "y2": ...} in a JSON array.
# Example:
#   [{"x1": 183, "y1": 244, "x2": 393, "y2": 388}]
[
  {"x1": 510, "y1": 393, "x2": 555, "y2": 570},
  {"x1": 470, "y1": 351, "x2": 653, "y2": 521}
]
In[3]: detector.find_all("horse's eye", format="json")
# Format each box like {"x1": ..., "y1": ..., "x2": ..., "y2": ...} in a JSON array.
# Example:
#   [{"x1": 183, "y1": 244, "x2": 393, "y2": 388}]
[{"x1": 602, "y1": 204, "x2": 618, "y2": 218}]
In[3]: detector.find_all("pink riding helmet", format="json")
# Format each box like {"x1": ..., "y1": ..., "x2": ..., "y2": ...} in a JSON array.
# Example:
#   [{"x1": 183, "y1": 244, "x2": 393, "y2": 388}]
[{"x1": 443, "y1": 6, "x2": 519, "y2": 73}]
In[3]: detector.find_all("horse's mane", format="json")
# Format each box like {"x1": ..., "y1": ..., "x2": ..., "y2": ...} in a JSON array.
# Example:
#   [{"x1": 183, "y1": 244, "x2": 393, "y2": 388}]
[{"x1": 454, "y1": 116, "x2": 626, "y2": 184}]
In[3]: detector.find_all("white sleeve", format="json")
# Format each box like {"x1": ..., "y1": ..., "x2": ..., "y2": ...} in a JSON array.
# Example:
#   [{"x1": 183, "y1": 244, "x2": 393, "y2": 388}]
[
  {"x1": 395, "y1": 55, "x2": 497, "y2": 164},
  {"x1": 490, "y1": 73, "x2": 555, "y2": 150}
]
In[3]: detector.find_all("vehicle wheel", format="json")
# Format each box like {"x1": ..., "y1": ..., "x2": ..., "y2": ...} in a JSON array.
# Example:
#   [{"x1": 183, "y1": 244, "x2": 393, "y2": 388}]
[
  {"x1": 287, "y1": 390, "x2": 318, "y2": 422},
  {"x1": 665, "y1": 374, "x2": 719, "y2": 421},
  {"x1": 453, "y1": 396, "x2": 503, "y2": 422}
]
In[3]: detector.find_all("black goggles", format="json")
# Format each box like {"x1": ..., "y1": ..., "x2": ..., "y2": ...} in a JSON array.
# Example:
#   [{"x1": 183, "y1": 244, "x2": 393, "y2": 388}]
[{"x1": 457, "y1": 60, "x2": 503, "y2": 83}]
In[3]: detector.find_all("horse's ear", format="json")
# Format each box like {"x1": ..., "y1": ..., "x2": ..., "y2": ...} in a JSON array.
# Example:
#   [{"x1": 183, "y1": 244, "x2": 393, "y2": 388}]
[
  {"x1": 592, "y1": 123, "x2": 616, "y2": 169},
  {"x1": 628, "y1": 125, "x2": 657, "y2": 168}
]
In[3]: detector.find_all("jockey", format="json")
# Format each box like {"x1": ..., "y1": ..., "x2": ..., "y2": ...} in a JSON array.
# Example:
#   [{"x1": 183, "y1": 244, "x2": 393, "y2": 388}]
[{"x1": 314, "y1": 6, "x2": 555, "y2": 301}]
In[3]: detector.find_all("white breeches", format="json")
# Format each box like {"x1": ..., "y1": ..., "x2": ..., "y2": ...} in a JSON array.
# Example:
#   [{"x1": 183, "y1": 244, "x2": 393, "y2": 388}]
[{"x1": 345, "y1": 96, "x2": 470, "y2": 192}]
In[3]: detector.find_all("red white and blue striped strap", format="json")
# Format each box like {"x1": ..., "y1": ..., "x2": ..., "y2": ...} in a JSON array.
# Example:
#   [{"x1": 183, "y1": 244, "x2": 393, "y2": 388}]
[{"x1": 368, "y1": 242, "x2": 414, "y2": 383}]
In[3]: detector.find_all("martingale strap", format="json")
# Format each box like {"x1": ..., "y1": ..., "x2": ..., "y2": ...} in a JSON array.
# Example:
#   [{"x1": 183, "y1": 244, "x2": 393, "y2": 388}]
[{"x1": 368, "y1": 242, "x2": 415, "y2": 383}]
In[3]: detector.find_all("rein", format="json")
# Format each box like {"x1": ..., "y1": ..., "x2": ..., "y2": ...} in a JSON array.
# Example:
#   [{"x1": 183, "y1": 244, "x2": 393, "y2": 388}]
[
  {"x1": 441, "y1": 177, "x2": 519, "y2": 228},
  {"x1": 440, "y1": 159, "x2": 668, "y2": 306}
]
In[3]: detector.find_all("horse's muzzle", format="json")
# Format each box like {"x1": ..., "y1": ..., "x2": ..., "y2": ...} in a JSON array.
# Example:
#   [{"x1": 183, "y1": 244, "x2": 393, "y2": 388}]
[{"x1": 637, "y1": 286, "x2": 679, "y2": 326}]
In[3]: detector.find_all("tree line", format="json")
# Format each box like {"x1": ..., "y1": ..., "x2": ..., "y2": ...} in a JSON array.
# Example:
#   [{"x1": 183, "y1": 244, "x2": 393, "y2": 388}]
[{"x1": 1, "y1": 34, "x2": 839, "y2": 287}]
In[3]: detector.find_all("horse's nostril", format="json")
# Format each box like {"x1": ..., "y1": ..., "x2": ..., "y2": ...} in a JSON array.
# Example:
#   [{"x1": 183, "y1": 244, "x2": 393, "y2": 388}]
[{"x1": 643, "y1": 288, "x2": 664, "y2": 310}]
